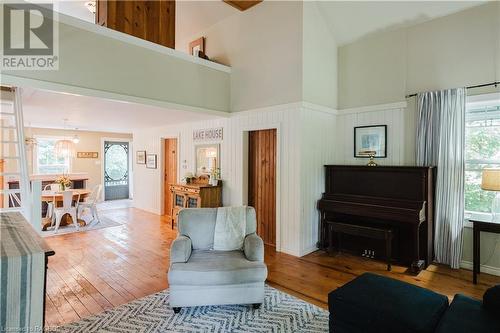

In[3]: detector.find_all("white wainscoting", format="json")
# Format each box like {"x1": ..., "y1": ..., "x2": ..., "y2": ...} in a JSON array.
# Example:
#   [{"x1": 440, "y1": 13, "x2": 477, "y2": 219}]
[
  {"x1": 300, "y1": 107, "x2": 337, "y2": 255},
  {"x1": 133, "y1": 104, "x2": 335, "y2": 256},
  {"x1": 335, "y1": 102, "x2": 417, "y2": 166}
]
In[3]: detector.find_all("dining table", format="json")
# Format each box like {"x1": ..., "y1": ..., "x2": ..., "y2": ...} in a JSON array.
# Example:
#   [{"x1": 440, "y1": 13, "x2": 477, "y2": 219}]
[{"x1": 41, "y1": 189, "x2": 91, "y2": 231}]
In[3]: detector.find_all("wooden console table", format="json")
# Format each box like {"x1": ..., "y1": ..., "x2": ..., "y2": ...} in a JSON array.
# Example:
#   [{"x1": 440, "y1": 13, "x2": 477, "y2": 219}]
[
  {"x1": 169, "y1": 178, "x2": 222, "y2": 229},
  {"x1": 471, "y1": 218, "x2": 500, "y2": 284}
]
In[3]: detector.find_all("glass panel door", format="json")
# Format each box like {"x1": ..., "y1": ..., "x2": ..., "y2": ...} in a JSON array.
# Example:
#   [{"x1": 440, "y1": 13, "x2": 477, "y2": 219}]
[{"x1": 104, "y1": 141, "x2": 129, "y2": 200}]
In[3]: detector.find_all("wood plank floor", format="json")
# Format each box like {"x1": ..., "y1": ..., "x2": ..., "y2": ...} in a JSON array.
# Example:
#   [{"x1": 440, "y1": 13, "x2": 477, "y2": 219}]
[{"x1": 43, "y1": 207, "x2": 500, "y2": 328}]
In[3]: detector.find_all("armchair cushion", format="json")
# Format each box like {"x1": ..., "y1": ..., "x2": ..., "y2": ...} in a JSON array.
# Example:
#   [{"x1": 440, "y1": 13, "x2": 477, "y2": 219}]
[
  {"x1": 244, "y1": 233, "x2": 264, "y2": 262},
  {"x1": 170, "y1": 235, "x2": 192, "y2": 264},
  {"x1": 168, "y1": 250, "x2": 267, "y2": 286}
]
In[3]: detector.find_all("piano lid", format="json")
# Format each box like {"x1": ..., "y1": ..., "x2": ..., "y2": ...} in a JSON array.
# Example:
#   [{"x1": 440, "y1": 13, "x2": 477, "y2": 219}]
[{"x1": 324, "y1": 165, "x2": 433, "y2": 202}]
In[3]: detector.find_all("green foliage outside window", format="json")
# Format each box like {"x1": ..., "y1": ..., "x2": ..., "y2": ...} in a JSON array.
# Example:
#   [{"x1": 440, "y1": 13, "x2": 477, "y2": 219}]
[{"x1": 465, "y1": 114, "x2": 500, "y2": 213}]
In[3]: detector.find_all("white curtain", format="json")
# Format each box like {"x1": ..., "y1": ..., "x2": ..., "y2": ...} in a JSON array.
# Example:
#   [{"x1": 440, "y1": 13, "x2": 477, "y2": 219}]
[{"x1": 416, "y1": 88, "x2": 466, "y2": 269}]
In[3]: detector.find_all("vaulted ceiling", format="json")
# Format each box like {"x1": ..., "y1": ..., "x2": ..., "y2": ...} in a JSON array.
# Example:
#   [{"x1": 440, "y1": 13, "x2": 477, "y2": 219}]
[{"x1": 317, "y1": 1, "x2": 488, "y2": 45}]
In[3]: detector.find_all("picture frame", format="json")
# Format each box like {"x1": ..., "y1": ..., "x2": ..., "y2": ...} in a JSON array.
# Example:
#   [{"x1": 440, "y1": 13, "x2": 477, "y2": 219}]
[
  {"x1": 189, "y1": 37, "x2": 205, "y2": 56},
  {"x1": 146, "y1": 154, "x2": 157, "y2": 169},
  {"x1": 77, "y1": 151, "x2": 98, "y2": 158},
  {"x1": 136, "y1": 150, "x2": 146, "y2": 164},
  {"x1": 195, "y1": 144, "x2": 220, "y2": 176},
  {"x1": 354, "y1": 125, "x2": 387, "y2": 158}
]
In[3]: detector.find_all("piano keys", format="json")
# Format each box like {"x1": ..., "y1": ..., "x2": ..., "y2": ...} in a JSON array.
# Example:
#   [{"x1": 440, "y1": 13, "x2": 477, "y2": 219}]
[{"x1": 317, "y1": 165, "x2": 435, "y2": 274}]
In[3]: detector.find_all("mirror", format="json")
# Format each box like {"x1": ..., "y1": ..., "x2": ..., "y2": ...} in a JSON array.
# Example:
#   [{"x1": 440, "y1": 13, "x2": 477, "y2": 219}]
[{"x1": 195, "y1": 144, "x2": 220, "y2": 176}]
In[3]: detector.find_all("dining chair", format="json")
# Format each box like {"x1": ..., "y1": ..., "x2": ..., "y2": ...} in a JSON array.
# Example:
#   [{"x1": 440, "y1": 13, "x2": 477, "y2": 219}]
[
  {"x1": 43, "y1": 183, "x2": 59, "y2": 219},
  {"x1": 78, "y1": 184, "x2": 102, "y2": 224},
  {"x1": 53, "y1": 190, "x2": 80, "y2": 233}
]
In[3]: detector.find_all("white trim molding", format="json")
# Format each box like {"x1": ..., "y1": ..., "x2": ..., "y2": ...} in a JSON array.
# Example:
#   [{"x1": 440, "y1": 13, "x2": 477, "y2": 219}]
[
  {"x1": 339, "y1": 101, "x2": 408, "y2": 115},
  {"x1": 460, "y1": 260, "x2": 500, "y2": 277},
  {"x1": 2, "y1": 75, "x2": 231, "y2": 118}
]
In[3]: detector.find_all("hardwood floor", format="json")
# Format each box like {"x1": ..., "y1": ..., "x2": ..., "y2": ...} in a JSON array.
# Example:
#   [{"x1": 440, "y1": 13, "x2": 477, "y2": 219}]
[{"x1": 43, "y1": 207, "x2": 500, "y2": 328}]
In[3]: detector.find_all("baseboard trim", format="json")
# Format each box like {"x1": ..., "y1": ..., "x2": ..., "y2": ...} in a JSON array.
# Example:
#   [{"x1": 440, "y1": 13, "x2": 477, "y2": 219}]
[
  {"x1": 299, "y1": 246, "x2": 319, "y2": 257},
  {"x1": 460, "y1": 260, "x2": 500, "y2": 277}
]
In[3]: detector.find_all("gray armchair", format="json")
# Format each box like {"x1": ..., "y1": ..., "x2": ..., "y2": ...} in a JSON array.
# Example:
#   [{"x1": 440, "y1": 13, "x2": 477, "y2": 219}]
[{"x1": 167, "y1": 207, "x2": 267, "y2": 313}]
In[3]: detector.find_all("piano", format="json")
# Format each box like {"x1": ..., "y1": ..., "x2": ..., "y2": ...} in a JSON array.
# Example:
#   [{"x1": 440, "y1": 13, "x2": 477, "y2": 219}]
[{"x1": 318, "y1": 165, "x2": 434, "y2": 274}]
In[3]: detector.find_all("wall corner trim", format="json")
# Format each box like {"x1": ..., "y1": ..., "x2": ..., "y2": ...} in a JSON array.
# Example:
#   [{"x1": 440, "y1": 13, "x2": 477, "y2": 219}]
[
  {"x1": 301, "y1": 102, "x2": 339, "y2": 115},
  {"x1": 299, "y1": 246, "x2": 319, "y2": 257},
  {"x1": 338, "y1": 101, "x2": 408, "y2": 115},
  {"x1": 230, "y1": 101, "x2": 338, "y2": 117}
]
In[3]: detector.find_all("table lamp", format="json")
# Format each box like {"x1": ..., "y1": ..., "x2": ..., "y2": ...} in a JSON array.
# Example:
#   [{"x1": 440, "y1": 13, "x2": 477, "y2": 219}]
[{"x1": 481, "y1": 168, "x2": 500, "y2": 222}]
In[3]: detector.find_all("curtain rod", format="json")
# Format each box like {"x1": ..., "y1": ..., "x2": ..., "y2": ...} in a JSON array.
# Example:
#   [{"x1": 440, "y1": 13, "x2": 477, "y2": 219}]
[{"x1": 405, "y1": 81, "x2": 500, "y2": 99}]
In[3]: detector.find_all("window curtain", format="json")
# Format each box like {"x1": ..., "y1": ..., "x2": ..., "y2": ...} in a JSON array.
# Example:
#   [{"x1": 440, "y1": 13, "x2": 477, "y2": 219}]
[{"x1": 416, "y1": 88, "x2": 466, "y2": 269}]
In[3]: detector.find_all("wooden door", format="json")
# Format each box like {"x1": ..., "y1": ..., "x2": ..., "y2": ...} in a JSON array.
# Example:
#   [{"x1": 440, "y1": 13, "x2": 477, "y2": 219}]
[
  {"x1": 248, "y1": 129, "x2": 277, "y2": 247},
  {"x1": 0, "y1": 159, "x2": 3, "y2": 209},
  {"x1": 163, "y1": 138, "x2": 177, "y2": 219}
]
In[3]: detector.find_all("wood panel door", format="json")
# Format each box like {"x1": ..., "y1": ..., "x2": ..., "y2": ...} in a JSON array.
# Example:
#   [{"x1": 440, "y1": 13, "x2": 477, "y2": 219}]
[
  {"x1": 248, "y1": 129, "x2": 277, "y2": 247},
  {"x1": 163, "y1": 138, "x2": 177, "y2": 219},
  {"x1": 0, "y1": 159, "x2": 3, "y2": 208}
]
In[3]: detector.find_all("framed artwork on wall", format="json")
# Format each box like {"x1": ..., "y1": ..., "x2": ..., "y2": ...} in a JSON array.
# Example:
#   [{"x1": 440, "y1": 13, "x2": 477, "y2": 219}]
[
  {"x1": 189, "y1": 37, "x2": 205, "y2": 56},
  {"x1": 146, "y1": 154, "x2": 157, "y2": 169},
  {"x1": 354, "y1": 125, "x2": 387, "y2": 158},
  {"x1": 136, "y1": 150, "x2": 146, "y2": 164}
]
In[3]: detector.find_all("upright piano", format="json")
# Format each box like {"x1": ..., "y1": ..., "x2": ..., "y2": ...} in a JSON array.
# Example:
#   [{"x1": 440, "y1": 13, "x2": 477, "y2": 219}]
[{"x1": 318, "y1": 165, "x2": 434, "y2": 273}]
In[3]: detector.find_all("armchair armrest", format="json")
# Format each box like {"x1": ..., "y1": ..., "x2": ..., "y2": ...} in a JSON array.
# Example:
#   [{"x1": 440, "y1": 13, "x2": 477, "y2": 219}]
[
  {"x1": 243, "y1": 233, "x2": 264, "y2": 262},
  {"x1": 170, "y1": 235, "x2": 192, "y2": 264}
]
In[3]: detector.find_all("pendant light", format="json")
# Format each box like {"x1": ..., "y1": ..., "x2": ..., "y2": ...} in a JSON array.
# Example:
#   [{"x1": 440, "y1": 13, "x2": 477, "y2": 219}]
[{"x1": 54, "y1": 119, "x2": 76, "y2": 159}]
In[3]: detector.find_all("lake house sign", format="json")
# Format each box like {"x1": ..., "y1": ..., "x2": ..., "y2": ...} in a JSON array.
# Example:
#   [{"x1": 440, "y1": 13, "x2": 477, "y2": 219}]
[{"x1": 193, "y1": 127, "x2": 223, "y2": 142}]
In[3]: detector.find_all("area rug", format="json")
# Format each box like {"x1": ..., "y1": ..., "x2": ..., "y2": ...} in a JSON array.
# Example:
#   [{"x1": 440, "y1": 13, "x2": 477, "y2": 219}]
[
  {"x1": 41, "y1": 215, "x2": 124, "y2": 237},
  {"x1": 49, "y1": 286, "x2": 329, "y2": 333}
]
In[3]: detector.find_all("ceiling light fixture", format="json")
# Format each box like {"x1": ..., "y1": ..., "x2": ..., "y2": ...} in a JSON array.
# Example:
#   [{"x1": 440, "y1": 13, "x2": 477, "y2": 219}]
[
  {"x1": 72, "y1": 129, "x2": 80, "y2": 144},
  {"x1": 54, "y1": 119, "x2": 76, "y2": 159}
]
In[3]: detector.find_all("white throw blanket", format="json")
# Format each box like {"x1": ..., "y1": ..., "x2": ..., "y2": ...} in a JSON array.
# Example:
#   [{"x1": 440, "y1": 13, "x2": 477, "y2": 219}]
[{"x1": 213, "y1": 206, "x2": 247, "y2": 251}]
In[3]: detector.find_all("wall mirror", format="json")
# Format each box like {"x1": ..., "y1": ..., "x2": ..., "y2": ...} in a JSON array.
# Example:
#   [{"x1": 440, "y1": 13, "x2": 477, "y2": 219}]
[{"x1": 195, "y1": 144, "x2": 220, "y2": 176}]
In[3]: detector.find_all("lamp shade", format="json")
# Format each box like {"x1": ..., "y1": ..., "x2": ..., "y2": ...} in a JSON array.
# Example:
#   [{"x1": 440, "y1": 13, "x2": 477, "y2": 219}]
[{"x1": 481, "y1": 169, "x2": 500, "y2": 191}]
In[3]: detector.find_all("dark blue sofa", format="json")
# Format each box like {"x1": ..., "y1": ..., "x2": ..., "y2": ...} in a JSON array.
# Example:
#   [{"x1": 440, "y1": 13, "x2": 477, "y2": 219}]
[{"x1": 328, "y1": 273, "x2": 500, "y2": 333}]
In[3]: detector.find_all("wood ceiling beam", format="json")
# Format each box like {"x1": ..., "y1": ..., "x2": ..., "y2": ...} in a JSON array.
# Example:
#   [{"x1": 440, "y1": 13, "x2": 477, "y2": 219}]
[{"x1": 223, "y1": 1, "x2": 262, "y2": 11}]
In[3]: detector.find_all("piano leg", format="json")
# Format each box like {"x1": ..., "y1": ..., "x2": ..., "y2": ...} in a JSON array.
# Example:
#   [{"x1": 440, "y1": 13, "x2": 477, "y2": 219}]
[{"x1": 410, "y1": 225, "x2": 425, "y2": 274}]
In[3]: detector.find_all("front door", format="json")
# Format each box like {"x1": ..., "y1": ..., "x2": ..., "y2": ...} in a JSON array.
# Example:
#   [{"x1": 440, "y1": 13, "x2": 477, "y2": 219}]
[
  {"x1": 104, "y1": 141, "x2": 129, "y2": 201},
  {"x1": 164, "y1": 138, "x2": 177, "y2": 219}
]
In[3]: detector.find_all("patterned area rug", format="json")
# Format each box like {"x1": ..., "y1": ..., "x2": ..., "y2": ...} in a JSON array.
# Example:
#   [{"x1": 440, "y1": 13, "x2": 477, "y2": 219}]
[
  {"x1": 41, "y1": 215, "x2": 123, "y2": 237},
  {"x1": 50, "y1": 286, "x2": 329, "y2": 333}
]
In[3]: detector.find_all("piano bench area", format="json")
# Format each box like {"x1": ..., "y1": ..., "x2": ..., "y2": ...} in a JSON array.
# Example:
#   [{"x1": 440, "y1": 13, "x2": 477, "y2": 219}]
[{"x1": 327, "y1": 221, "x2": 393, "y2": 271}]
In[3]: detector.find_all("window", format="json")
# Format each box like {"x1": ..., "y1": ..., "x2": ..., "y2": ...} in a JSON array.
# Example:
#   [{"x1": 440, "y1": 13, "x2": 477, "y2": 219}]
[
  {"x1": 465, "y1": 94, "x2": 500, "y2": 215},
  {"x1": 35, "y1": 137, "x2": 71, "y2": 174}
]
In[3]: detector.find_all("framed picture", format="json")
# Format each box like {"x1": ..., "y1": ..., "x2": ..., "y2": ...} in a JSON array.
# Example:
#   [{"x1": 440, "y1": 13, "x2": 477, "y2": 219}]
[
  {"x1": 189, "y1": 37, "x2": 205, "y2": 56},
  {"x1": 136, "y1": 150, "x2": 146, "y2": 164},
  {"x1": 354, "y1": 125, "x2": 387, "y2": 158},
  {"x1": 195, "y1": 144, "x2": 220, "y2": 176},
  {"x1": 146, "y1": 154, "x2": 157, "y2": 169},
  {"x1": 77, "y1": 152, "x2": 98, "y2": 158}
]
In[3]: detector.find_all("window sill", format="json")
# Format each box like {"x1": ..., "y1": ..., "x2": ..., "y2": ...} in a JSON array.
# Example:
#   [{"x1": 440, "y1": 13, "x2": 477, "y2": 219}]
[{"x1": 464, "y1": 211, "x2": 493, "y2": 228}]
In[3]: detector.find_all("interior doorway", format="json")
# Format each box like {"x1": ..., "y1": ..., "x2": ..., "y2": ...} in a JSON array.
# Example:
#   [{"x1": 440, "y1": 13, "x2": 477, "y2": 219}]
[
  {"x1": 163, "y1": 138, "x2": 177, "y2": 220},
  {"x1": 248, "y1": 129, "x2": 277, "y2": 247},
  {"x1": 104, "y1": 141, "x2": 130, "y2": 200}
]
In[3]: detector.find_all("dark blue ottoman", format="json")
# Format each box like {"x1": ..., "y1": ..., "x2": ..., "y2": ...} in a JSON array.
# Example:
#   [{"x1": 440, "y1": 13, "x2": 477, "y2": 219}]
[
  {"x1": 328, "y1": 273, "x2": 449, "y2": 333},
  {"x1": 435, "y1": 294, "x2": 500, "y2": 333}
]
